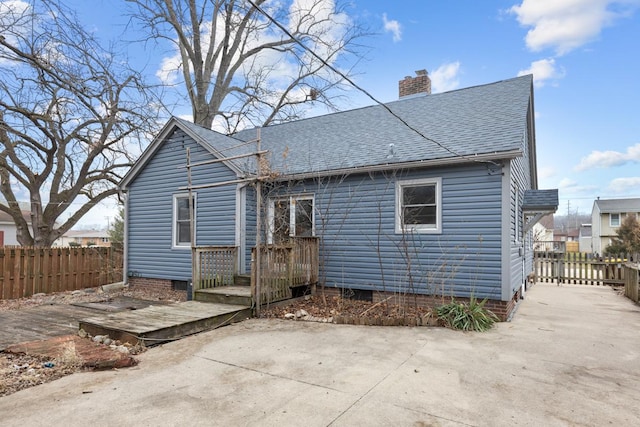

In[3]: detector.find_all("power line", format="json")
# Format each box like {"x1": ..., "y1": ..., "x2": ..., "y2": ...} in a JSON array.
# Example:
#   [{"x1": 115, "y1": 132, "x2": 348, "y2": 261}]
[{"x1": 246, "y1": 0, "x2": 494, "y2": 165}]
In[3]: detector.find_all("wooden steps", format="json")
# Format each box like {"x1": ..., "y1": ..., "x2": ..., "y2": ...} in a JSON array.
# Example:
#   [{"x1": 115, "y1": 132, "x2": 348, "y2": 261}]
[
  {"x1": 194, "y1": 285, "x2": 252, "y2": 306},
  {"x1": 234, "y1": 274, "x2": 251, "y2": 286},
  {"x1": 79, "y1": 301, "x2": 251, "y2": 346}
]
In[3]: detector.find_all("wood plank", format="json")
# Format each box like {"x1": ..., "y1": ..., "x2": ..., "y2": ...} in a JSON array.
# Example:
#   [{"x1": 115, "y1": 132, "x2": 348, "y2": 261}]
[
  {"x1": 0, "y1": 305, "x2": 99, "y2": 351},
  {"x1": 79, "y1": 301, "x2": 250, "y2": 335},
  {"x1": 198, "y1": 286, "x2": 252, "y2": 297}
]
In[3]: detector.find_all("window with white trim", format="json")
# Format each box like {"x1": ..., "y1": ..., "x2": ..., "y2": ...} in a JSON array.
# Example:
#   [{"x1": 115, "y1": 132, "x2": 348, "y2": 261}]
[
  {"x1": 173, "y1": 193, "x2": 195, "y2": 248},
  {"x1": 268, "y1": 195, "x2": 314, "y2": 244},
  {"x1": 610, "y1": 213, "x2": 621, "y2": 227},
  {"x1": 396, "y1": 178, "x2": 442, "y2": 234}
]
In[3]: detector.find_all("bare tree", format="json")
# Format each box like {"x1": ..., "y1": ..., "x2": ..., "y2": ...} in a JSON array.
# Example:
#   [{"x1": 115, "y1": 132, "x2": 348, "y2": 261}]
[
  {"x1": 127, "y1": 0, "x2": 368, "y2": 131},
  {"x1": 0, "y1": 0, "x2": 160, "y2": 247}
]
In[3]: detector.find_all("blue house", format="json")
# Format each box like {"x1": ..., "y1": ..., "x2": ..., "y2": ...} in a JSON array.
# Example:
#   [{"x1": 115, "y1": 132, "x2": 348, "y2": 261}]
[{"x1": 120, "y1": 73, "x2": 558, "y2": 320}]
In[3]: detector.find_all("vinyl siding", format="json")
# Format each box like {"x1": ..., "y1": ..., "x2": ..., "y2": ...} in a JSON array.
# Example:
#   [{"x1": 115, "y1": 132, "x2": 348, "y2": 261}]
[
  {"x1": 509, "y1": 155, "x2": 529, "y2": 296},
  {"x1": 507, "y1": 104, "x2": 534, "y2": 298},
  {"x1": 0, "y1": 224, "x2": 19, "y2": 246},
  {"x1": 126, "y1": 129, "x2": 238, "y2": 282},
  {"x1": 250, "y1": 163, "x2": 505, "y2": 300}
]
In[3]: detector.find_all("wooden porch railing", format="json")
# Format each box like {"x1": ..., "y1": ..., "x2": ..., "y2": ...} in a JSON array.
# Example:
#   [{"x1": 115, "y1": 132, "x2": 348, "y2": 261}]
[
  {"x1": 251, "y1": 237, "x2": 319, "y2": 305},
  {"x1": 192, "y1": 246, "x2": 237, "y2": 292},
  {"x1": 623, "y1": 264, "x2": 639, "y2": 303}
]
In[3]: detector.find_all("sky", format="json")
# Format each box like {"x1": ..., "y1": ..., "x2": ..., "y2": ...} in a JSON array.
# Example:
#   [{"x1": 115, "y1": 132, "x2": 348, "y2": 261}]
[{"x1": 15, "y1": 0, "x2": 640, "y2": 228}]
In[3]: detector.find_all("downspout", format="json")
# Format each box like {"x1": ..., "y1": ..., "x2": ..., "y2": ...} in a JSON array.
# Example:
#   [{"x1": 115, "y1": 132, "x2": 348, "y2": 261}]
[
  {"x1": 119, "y1": 188, "x2": 129, "y2": 285},
  {"x1": 521, "y1": 212, "x2": 526, "y2": 299}
]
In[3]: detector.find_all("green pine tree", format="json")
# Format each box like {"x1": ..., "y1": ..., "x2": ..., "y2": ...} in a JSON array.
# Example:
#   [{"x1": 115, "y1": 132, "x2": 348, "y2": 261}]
[{"x1": 108, "y1": 208, "x2": 124, "y2": 250}]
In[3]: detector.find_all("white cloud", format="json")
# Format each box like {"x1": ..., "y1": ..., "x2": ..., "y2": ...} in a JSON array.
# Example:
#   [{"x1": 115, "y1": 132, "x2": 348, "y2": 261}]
[
  {"x1": 509, "y1": 0, "x2": 639, "y2": 55},
  {"x1": 0, "y1": 1, "x2": 31, "y2": 65},
  {"x1": 0, "y1": 0, "x2": 29, "y2": 26},
  {"x1": 382, "y1": 13, "x2": 402, "y2": 42},
  {"x1": 156, "y1": 55, "x2": 182, "y2": 85},
  {"x1": 607, "y1": 177, "x2": 640, "y2": 193},
  {"x1": 538, "y1": 166, "x2": 556, "y2": 180},
  {"x1": 430, "y1": 62, "x2": 461, "y2": 93},
  {"x1": 518, "y1": 58, "x2": 565, "y2": 87},
  {"x1": 558, "y1": 177, "x2": 578, "y2": 189},
  {"x1": 574, "y1": 143, "x2": 640, "y2": 171}
]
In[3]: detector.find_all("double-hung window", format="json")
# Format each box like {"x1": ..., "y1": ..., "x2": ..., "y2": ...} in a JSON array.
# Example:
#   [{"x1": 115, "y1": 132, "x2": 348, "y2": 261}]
[
  {"x1": 610, "y1": 213, "x2": 621, "y2": 227},
  {"x1": 396, "y1": 178, "x2": 442, "y2": 234},
  {"x1": 268, "y1": 195, "x2": 314, "y2": 243},
  {"x1": 173, "y1": 193, "x2": 196, "y2": 248}
]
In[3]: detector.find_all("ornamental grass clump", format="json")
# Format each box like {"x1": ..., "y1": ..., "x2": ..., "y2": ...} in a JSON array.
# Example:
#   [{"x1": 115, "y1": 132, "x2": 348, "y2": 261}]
[{"x1": 436, "y1": 296, "x2": 499, "y2": 332}]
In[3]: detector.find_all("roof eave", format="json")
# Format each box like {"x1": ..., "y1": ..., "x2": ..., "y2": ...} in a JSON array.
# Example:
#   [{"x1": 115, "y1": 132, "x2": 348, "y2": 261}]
[
  {"x1": 120, "y1": 117, "x2": 181, "y2": 190},
  {"x1": 120, "y1": 117, "x2": 244, "y2": 190}
]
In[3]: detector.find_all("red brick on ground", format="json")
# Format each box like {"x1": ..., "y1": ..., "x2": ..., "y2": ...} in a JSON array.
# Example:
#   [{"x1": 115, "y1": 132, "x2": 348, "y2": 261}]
[{"x1": 4, "y1": 335, "x2": 137, "y2": 370}]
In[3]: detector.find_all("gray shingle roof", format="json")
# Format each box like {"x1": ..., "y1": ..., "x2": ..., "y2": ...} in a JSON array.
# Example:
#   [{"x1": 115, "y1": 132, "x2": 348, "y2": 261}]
[
  {"x1": 523, "y1": 189, "x2": 559, "y2": 212},
  {"x1": 231, "y1": 75, "x2": 533, "y2": 175},
  {"x1": 594, "y1": 198, "x2": 640, "y2": 213},
  {"x1": 121, "y1": 74, "x2": 535, "y2": 189}
]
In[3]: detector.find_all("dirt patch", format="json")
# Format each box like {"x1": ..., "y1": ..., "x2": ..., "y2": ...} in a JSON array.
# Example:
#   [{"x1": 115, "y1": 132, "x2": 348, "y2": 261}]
[
  {"x1": 260, "y1": 295, "x2": 438, "y2": 326},
  {"x1": 0, "y1": 286, "x2": 185, "y2": 397},
  {"x1": 0, "y1": 352, "x2": 80, "y2": 397}
]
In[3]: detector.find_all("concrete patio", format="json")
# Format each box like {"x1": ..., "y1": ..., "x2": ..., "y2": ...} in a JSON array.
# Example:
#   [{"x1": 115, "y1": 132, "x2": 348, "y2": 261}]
[{"x1": 1, "y1": 282, "x2": 639, "y2": 426}]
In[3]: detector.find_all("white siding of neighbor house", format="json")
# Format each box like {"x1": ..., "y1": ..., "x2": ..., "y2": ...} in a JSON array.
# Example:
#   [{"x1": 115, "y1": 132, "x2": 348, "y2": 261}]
[{"x1": 0, "y1": 223, "x2": 19, "y2": 246}]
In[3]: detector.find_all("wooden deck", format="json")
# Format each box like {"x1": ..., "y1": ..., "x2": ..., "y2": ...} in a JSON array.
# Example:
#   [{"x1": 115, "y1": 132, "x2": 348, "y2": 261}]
[
  {"x1": 79, "y1": 301, "x2": 252, "y2": 346},
  {"x1": 0, "y1": 297, "x2": 174, "y2": 351},
  {"x1": 0, "y1": 304, "x2": 98, "y2": 351}
]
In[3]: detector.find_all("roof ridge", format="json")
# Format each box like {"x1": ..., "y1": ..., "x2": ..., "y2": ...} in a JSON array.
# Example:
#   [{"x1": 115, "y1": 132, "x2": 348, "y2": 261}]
[{"x1": 234, "y1": 74, "x2": 533, "y2": 135}]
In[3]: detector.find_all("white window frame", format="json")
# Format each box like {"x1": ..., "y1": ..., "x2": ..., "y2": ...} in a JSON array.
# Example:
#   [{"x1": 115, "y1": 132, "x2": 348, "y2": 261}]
[
  {"x1": 172, "y1": 193, "x2": 196, "y2": 249},
  {"x1": 267, "y1": 194, "x2": 315, "y2": 244},
  {"x1": 395, "y1": 177, "x2": 442, "y2": 234},
  {"x1": 610, "y1": 213, "x2": 621, "y2": 227}
]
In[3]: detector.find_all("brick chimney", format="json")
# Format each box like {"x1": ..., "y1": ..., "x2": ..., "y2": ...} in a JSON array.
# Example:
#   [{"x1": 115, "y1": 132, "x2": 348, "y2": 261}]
[{"x1": 399, "y1": 69, "x2": 431, "y2": 98}]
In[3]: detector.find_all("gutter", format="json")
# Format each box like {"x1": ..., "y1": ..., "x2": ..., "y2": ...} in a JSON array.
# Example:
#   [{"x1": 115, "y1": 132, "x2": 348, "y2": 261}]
[{"x1": 269, "y1": 149, "x2": 523, "y2": 182}]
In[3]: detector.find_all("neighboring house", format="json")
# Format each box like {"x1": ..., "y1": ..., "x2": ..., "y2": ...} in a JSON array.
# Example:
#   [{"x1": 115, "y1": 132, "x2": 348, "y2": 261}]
[
  {"x1": 591, "y1": 198, "x2": 640, "y2": 254},
  {"x1": 0, "y1": 211, "x2": 31, "y2": 247},
  {"x1": 120, "y1": 73, "x2": 558, "y2": 320},
  {"x1": 566, "y1": 229, "x2": 579, "y2": 242},
  {"x1": 579, "y1": 224, "x2": 592, "y2": 253},
  {"x1": 54, "y1": 230, "x2": 111, "y2": 247},
  {"x1": 565, "y1": 228, "x2": 580, "y2": 252}
]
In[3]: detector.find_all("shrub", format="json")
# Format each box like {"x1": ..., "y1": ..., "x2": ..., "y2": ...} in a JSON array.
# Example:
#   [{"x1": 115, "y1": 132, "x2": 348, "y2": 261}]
[{"x1": 436, "y1": 296, "x2": 498, "y2": 332}]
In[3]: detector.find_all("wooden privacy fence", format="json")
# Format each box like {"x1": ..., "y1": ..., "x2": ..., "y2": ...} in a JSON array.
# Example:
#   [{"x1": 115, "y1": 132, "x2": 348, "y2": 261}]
[
  {"x1": 192, "y1": 246, "x2": 238, "y2": 291},
  {"x1": 0, "y1": 246, "x2": 123, "y2": 300},
  {"x1": 252, "y1": 237, "x2": 319, "y2": 305},
  {"x1": 534, "y1": 251, "x2": 638, "y2": 286},
  {"x1": 624, "y1": 264, "x2": 639, "y2": 303}
]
